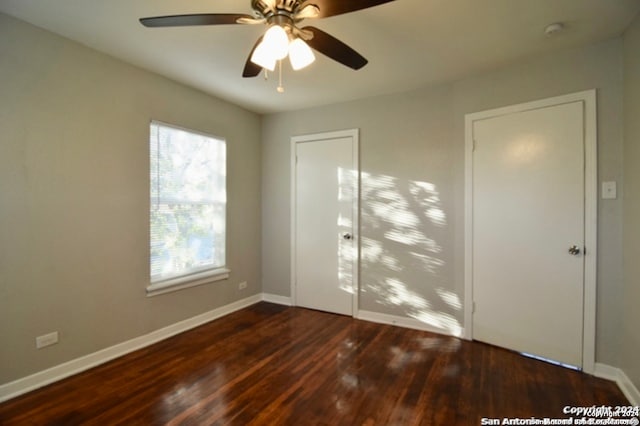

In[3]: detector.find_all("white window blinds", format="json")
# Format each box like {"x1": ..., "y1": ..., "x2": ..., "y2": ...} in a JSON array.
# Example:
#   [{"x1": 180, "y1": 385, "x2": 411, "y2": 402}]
[{"x1": 150, "y1": 121, "x2": 226, "y2": 284}]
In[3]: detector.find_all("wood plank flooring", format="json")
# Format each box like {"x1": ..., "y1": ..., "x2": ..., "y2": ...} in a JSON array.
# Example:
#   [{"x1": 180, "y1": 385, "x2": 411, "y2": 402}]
[{"x1": 0, "y1": 302, "x2": 629, "y2": 425}]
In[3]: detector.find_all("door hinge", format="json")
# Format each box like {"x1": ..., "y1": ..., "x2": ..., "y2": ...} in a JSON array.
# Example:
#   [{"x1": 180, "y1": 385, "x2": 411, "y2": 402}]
[
  {"x1": 472, "y1": 140, "x2": 477, "y2": 152},
  {"x1": 472, "y1": 301, "x2": 476, "y2": 314}
]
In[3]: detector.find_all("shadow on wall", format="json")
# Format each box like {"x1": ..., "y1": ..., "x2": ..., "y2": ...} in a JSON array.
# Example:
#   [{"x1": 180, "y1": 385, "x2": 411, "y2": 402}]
[{"x1": 360, "y1": 172, "x2": 462, "y2": 336}]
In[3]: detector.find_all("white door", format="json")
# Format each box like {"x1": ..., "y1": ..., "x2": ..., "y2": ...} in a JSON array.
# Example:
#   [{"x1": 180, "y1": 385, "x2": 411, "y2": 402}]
[
  {"x1": 292, "y1": 130, "x2": 359, "y2": 316},
  {"x1": 470, "y1": 99, "x2": 589, "y2": 367}
]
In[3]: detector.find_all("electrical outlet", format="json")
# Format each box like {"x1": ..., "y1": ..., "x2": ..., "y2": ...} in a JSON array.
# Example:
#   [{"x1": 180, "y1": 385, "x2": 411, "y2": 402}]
[
  {"x1": 36, "y1": 331, "x2": 59, "y2": 349},
  {"x1": 238, "y1": 281, "x2": 247, "y2": 290},
  {"x1": 602, "y1": 181, "x2": 617, "y2": 199}
]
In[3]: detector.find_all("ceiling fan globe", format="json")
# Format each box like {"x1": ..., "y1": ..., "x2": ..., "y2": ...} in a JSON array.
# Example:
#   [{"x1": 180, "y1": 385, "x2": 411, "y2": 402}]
[
  {"x1": 262, "y1": 25, "x2": 289, "y2": 60},
  {"x1": 289, "y1": 38, "x2": 315, "y2": 70},
  {"x1": 250, "y1": 42, "x2": 277, "y2": 71}
]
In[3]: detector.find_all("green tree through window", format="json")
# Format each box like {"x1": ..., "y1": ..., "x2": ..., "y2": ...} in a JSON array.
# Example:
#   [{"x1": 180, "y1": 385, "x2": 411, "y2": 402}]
[{"x1": 150, "y1": 122, "x2": 226, "y2": 283}]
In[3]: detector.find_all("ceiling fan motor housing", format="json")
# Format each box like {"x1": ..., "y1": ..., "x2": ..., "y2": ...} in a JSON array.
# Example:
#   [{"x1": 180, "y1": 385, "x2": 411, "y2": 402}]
[{"x1": 252, "y1": 0, "x2": 302, "y2": 18}]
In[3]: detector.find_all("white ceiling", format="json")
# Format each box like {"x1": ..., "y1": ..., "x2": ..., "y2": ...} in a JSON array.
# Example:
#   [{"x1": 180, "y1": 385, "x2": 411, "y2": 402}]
[{"x1": 1, "y1": 0, "x2": 639, "y2": 114}]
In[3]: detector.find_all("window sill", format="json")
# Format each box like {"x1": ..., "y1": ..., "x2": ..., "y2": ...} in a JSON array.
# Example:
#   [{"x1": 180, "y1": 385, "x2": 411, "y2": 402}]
[{"x1": 146, "y1": 268, "x2": 230, "y2": 297}]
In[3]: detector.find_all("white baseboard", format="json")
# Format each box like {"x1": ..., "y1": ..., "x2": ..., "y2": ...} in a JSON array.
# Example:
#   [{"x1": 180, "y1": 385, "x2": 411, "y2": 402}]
[
  {"x1": 261, "y1": 293, "x2": 293, "y2": 306},
  {"x1": 0, "y1": 293, "x2": 262, "y2": 403},
  {"x1": 594, "y1": 363, "x2": 640, "y2": 405},
  {"x1": 357, "y1": 310, "x2": 458, "y2": 337}
]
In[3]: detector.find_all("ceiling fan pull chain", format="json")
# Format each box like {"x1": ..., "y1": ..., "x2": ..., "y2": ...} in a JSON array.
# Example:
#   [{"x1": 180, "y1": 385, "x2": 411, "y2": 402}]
[{"x1": 277, "y1": 60, "x2": 285, "y2": 93}]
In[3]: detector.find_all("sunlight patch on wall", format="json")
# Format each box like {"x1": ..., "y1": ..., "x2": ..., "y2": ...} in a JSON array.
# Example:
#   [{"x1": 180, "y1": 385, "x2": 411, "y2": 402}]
[
  {"x1": 360, "y1": 171, "x2": 462, "y2": 338},
  {"x1": 361, "y1": 236, "x2": 383, "y2": 262},
  {"x1": 384, "y1": 229, "x2": 440, "y2": 251},
  {"x1": 409, "y1": 180, "x2": 447, "y2": 227},
  {"x1": 410, "y1": 311, "x2": 463, "y2": 337},
  {"x1": 425, "y1": 208, "x2": 446, "y2": 226},
  {"x1": 337, "y1": 167, "x2": 358, "y2": 201},
  {"x1": 337, "y1": 216, "x2": 352, "y2": 228},
  {"x1": 435, "y1": 287, "x2": 462, "y2": 311},
  {"x1": 383, "y1": 278, "x2": 430, "y2": 309},
  {"x1": 409, "y1": 251, "x2": 444, "y2": 274}
]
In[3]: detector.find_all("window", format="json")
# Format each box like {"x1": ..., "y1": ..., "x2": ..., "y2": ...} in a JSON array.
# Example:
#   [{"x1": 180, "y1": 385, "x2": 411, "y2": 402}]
[{"x1": 147, "y1": 121, "x2": 228, "y2": 296}]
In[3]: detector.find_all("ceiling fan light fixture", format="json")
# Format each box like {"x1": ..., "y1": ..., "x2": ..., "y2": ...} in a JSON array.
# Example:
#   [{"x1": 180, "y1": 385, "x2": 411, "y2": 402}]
[
  {"x1": 250, "y1": 41, "x2": 277, "y2": 71},
  {"x1": 140, "y1": 0, "x2": 393, "y2": 78},
  {"x1": 261, "y1": 24, "x2": 289, "y2": 60},
  {"x1": 288, "y1": 38, "x2": 315, "y2": 70}
]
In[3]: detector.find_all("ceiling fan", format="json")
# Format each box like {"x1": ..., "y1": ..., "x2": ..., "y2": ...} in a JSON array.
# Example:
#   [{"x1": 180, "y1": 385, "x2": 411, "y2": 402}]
[{"x1": 140, "y1": 0, "x2": 397, "y2": 78}]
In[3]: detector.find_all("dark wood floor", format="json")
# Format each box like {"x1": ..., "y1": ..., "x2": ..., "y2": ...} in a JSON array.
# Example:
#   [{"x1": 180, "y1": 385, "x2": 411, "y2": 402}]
[{"x1": 0, "y1": 303, "x2": 628, "y2": 425}]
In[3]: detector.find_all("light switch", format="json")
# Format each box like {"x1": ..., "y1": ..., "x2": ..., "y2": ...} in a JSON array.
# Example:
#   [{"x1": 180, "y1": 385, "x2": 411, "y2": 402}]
[{"x1": 602, "y1": 181, "x2": 617, "y2": 200}]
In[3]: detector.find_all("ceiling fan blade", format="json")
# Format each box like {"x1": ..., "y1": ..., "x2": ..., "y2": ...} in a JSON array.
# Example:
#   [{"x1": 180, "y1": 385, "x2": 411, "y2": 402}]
[
  {"x1": 140, "y1": 14, "x2": 253, "y2": 27},
  {"x1": 299, "y1": 0, "x2": 396, "y2": 18},
  {"x1": 242, "y1": 36, "x2": 264, "y2": 78},
  {"x1": 236, "y1": 17, "x2": 267, "y2": 25},
  {"x1": 301, "y1": 26, "x2": 367, "y2": 70}
]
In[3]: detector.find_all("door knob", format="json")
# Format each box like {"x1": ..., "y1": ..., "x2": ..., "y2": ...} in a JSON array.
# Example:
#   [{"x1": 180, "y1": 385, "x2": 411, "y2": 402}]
[
  {"x1": 343, "y1": 233, "x2": 352, "y2": 240},
  {"x1": 568, "y1": 245, "x2": 581, "y2": 255}
]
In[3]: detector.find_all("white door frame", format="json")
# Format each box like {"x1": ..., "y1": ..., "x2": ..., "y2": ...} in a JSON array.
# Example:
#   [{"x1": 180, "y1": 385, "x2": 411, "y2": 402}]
[
  {"x1": 463, "y1": 90, "x2": 597, "y2": 373},
  {"x1": 290, "y1": 129, "x2": 360, "y2": 316}
]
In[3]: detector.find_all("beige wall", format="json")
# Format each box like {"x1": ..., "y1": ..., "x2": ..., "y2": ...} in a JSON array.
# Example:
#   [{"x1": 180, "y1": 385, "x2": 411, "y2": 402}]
[
  {"x1": 622, "y1": 13, "x2": 640, "y2": 391},
  {"x1": 262, "y1": 39, "x2": 625, "y2": 364},
  {"x1": 0, "y1": 13, "x2": 262, "y2": 384}
]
